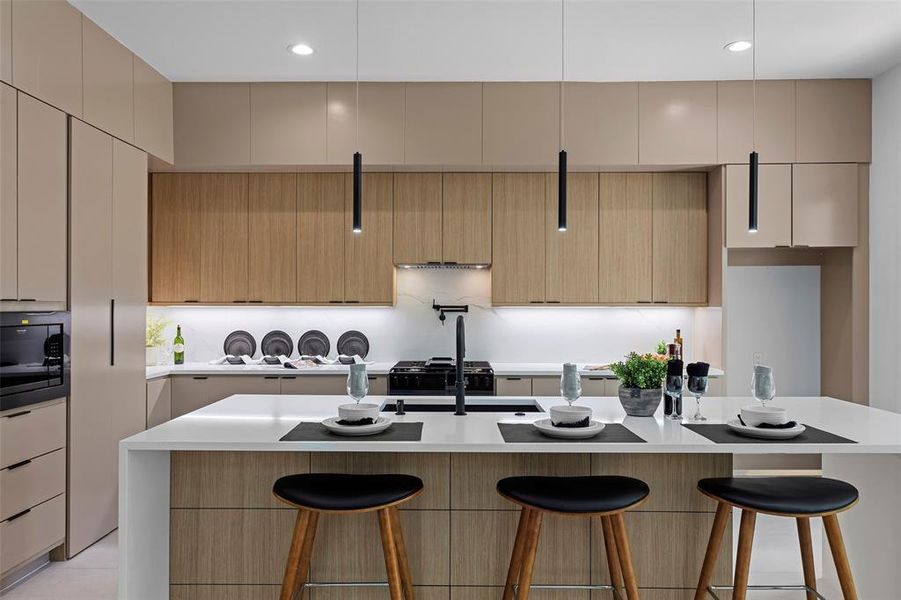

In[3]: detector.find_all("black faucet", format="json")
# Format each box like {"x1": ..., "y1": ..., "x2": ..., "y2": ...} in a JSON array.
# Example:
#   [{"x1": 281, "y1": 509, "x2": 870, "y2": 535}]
[{"x1": 455, "y1": 314, "x2": 466, "y2": 416}]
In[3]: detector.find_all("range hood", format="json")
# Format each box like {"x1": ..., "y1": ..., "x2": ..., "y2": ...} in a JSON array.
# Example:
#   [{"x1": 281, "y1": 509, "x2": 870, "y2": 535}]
[{"x1": 398, "y1": 263, "x2": 488, "y2": 270}]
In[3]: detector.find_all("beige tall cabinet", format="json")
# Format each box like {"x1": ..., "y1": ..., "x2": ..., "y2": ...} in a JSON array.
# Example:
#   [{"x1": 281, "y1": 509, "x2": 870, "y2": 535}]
[{"x1": 69, "y1": 118, "x2": 147, "y2": 557}]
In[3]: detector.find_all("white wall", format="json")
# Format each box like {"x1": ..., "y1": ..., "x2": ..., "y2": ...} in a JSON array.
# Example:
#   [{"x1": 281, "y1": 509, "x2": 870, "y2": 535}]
[
  {"x1": 869, "y1": 63, "x2": 901, "y2": 413},
  {"x1": 149, "y1": 269, "x2": 704, "y2": 365}
]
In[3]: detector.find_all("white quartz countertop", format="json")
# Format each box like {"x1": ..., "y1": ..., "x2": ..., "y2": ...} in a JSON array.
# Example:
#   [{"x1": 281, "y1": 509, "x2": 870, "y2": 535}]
[{"x1": 121, "y1": 394, "x2": 901, "y2": 454}]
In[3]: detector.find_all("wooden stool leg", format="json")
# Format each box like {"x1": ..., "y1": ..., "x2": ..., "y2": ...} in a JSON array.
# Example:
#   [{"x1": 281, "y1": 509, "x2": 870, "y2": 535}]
[
  {"x1": 823, "y1": 514, "x2": 859, "y2": 600},
  {"x1": 389, "y1": 507, "x2": 415, "y2": 600},
  {"x1": 279, "y1": 510, "x2": 319, "y2": 600},
  {"x1": 378, "y1": 508, "x2": 405, "y2": 600},
  {"x1": 797, "y1": 517, "x2": 818, "y2": 600},
  {"x1": 601, "y1": 515, "x2": 625, "y2": 593},
  {"x1": 694, "y1": 502, "x2": 731, "y2": 600},
  {"x1": 503, "y1": 508, "x2": 533, "y2": 600},
  {"x1": 516, "y1": 509, "x2": 543, "y2": 600},
  {"x1": 733, "y1": 509, "x2": 757, "y2": 600},
  {"x1": 611, "y1": 512, "x2": 640, "y2": 600}
]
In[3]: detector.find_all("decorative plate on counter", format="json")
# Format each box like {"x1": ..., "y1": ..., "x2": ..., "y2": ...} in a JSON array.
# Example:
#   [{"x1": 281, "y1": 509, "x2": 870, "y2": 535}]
[
  {"x1": 726, "y1": 419, "x2": 806, "y2": 440},
  {"x1": 532, "y1": 419, "x2": 606, "y2": 439},
  {"x1": 322, "y1": 416, "x2": 393, "y2": 436},
  {"x1": 261, "y1": 330, "x2": 294, "y2": 357},
  {"x1": 298, "y1": 330, "x2": 330, "y2": 357},
  {"x1": 223, "y1": 330, "x2": 257, "y2": 357},
  {"x1": 337, "y1": 330, "x2": 370, "y2": 358}
]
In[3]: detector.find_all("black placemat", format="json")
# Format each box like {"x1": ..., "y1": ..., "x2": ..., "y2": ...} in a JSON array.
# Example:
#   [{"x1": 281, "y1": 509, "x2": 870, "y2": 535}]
[
  {"x1": 497, "y1": 423, "x2": 646, "y2": 444},
  {"x1": 682, "y1": 423, "x2": 856, "y2": 444},
  {"x1": 280, "y1": 421, "x2": 423, "y2": 442}
]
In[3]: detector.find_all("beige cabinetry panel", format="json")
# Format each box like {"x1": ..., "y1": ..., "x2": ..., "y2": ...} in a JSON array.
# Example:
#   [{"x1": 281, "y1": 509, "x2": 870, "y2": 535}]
[
  {"x1": 199, "y1": 174, "x2": 249, "y2": 303},
  {"x1": 146, "y1": 377, "x2": 172, "y2": 429},
  {"x1": 0, "y1": 493, "x2": 64, "y2": 575},
  {"x1": 327, "y1": 83, "x2": 404, "y2": 165},
  {"x1": 171, "y1": 376, "x2": 280, "y2": 419},
  {"x1": 0, "y1": 0, "x2": 9, "y2": 82},
  {"x1": 345, "y1": 172, "x2": 395, "y2": 304},
  {"x1": 250, "y1": 83, "x2": 326, "y2": 165},
  {"x1": 133, "y1": 56, "x2": 174, "y2": 163},
  {"x1": 530, "y1": 376, "x2": 560, "y2": 397},
  {"x1": 279, "y1": 376, "x2": 346, "y2": 396},
  {"x1": 792, "y1": 163, "x2": 859, "y2": 247},
  {"x1": 725, "y1": 164, "x2": 792, "y2": 248},
  {"x1": 717, "y1": 80, "x2": 796, "y2": 164},
  {"x1": 491, "y1": 173, "x2": 546, "y2": 304},
  {"x1": 393, "y1": 173, "x2": 443, "y2": 264},
  {"x1": 0, "y1": 448, "x2": 64, "y2": 521},
  {"x1": 442, "y1": 173, "x2": 492, "y2": 265},
  {"x1": 652, "y1": 173, "x2": 707, "y2": 304},
  {"x1": 495, "y1": 376, "x2": 532, "y2": 396},
  {"x1": 598, "y1": 173, "x2": 653, "y2": 303},
  {"x1": 796, "y1": 79, "x2": 871, "y2": 163},
  {"x1": 297, "y1": 173, "x2": 345, "y2": 303},
  {"x1": 16, "y1": 93, "x2": 66, "y2": 302},
  {"x1": 483, "y1": 83, "x2": 559, "y2": 167},
  {"x1": 546, "y1": 173, "x2": 599, "y2": 303},
  {"x1": 11, "y1": 0, "x2": 82, "y2": 116},
  {"x1": 82, "y1": 17, "x2": 134, "y2": 143},
  {"x1": 174, "y1": 83, "x2": 250, "y2": 166},
  {"x1": 0, "y1": 400, "x2": 66, "y2": 469},
  {"x1": 639, "y1": 82, "x2": 717, "y2": 165},
  {"x1": 564, "y1": 82, "x2": 638, "y2": 166},
  {"x1": 249, "y1": 174, "x2": 297, "y2": 303},
  {"x1": 151, "y1": 174, "x2": 202, "y2": 303},
  {"x1": 0, "y1": 83, "x2": 14, "y2": 298},
  {"x1": 405, "y1": 83, "x2": 481, "y2": 165}
]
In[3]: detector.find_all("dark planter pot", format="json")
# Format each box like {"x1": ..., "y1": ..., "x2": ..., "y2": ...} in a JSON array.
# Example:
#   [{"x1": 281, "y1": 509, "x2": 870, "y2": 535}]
[{"x1": 617, "y1": 385, "x2": 662, "y2": 417}]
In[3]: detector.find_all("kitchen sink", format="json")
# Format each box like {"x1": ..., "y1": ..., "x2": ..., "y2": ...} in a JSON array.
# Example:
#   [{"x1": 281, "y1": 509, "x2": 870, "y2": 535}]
[{"x1": 381, "y1": 397, "x2": 544, "y2": 413}]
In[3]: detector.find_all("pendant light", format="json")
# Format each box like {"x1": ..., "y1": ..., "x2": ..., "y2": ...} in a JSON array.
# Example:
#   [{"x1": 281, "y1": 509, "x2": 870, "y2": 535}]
[
  {"x1": 557, "y1": 0, "x2": 567, "y2": 232},
  {"x1": 352, "y1": 0, "x2": 362, "y2": 234},
  {"x1": 748, "y1": 0, "x2": 758, "y2": 233}
]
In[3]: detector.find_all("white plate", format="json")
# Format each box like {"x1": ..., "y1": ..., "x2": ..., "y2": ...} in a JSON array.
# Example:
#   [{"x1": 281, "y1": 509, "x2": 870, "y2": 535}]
[
  {"x1": 322, "y1": 416, "x2": 393, "y2": 437},
  {"x1": 726, "y1": 418, "x2": 806, "y2": 440},
  {"x1": 533, "y1": 418, "x2": 606, "y2": 439}
]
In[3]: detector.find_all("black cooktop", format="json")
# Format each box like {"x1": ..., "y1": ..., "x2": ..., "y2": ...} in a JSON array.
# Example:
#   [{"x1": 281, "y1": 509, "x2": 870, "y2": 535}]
[{"x1": 392, "y1": 358, "x2": 492, "y2": 372}]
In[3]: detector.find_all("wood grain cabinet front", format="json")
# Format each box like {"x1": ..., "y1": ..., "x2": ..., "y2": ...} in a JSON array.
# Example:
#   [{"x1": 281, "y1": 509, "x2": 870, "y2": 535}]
[
  {"x1": 545, "y1": 172, "x2": 599, "y2": 304},
  {"x1": 151, "y1": 174, "x2": 202, "y2": 303},
  {"x1": 598, "y1": 173, "x2": 653, "y2": 303},
  {"x1": 249, "y1": 174, "x2": 297, "y2": 303},
  {"x1": 393, "y1": 173, "x2": 443, "y2": 265},
  {"x1": 297, "y1": 173, "x2": 345, "y2": 303},
  {"x1": 442, "y1": 173, "x2": 492, "y2": 265},
  {"x1": 344, "y1": 172, "x2": 395, "y2": 304},
  {"x1": 491, "y1": 173, "x2": 546, "y2": 304}
]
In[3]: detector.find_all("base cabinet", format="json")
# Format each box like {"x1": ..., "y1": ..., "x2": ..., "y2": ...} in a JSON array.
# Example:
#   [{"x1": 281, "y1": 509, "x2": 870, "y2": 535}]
[{"x1": 171, "y1": 376, "x2": 281, "y2": 419}]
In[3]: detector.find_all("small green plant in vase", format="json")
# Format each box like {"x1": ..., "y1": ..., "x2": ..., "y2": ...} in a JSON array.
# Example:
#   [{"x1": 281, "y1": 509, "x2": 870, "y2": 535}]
[
  {"x1": 145, "y1": 315, "x2": 170, "y2": 366},
  {"x1": 610, "y1": 351, "x2": 668, "y2": 417}
]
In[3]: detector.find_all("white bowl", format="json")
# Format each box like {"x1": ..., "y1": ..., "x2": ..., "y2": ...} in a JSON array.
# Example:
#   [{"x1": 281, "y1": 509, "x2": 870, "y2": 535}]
[
  {"x1": 338, "y1": 403, "x2": 380, "y2": 423},
  {"x1": 549, "y1": 405, "x2": 592, "y2": 428},
  {"x1": 740, "y1": 405, "x2": 788, "y2": 427}
]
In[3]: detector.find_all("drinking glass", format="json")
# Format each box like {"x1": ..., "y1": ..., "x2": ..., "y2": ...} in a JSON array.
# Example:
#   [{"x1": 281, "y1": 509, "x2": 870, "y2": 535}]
[
  {"x1": 750, "y1": 368, "x2": 776, "y2": 407},
  {"x1": 347, "y1": 363, "x2": 369, "y2": 403},
  {"x1": 560, "y1": 363, "x2": 582, "y2": 405},
  {"x1": 665, "y1": 374, "x2": 683, "y2": 420},
  {"x1": 687, "y1": 375, "x2": 709, "y2": 422}
]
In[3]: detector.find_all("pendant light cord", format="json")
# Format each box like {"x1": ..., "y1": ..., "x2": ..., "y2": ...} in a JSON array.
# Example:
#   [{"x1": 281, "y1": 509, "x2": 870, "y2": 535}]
[
  {"x1": 559, "y1": 0, "x2": 565, "y2": 151},
  {"x1": 355, "y1": 0, "x2": 360, "y2": 153},
  {"x1": 752, "y1": 0, "x2": 757, "y2": 150}
]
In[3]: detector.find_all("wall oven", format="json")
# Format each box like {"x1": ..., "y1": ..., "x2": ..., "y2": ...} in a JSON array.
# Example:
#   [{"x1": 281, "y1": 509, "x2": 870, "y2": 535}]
[{"x1": 0, "y1": 312, "x2": 70, "y2": 411}]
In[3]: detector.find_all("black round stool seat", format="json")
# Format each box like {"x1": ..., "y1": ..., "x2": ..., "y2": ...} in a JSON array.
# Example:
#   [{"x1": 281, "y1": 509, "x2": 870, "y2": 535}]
[
  {"x1": 699, "y1": 476, "x2": 859, "y2": 515},
  {"x1": 497, "y1": 475, "x2": 649, "y2": 514},
  {"x1": 273, "y1": 473, "x2": 423, "y2": 512}
]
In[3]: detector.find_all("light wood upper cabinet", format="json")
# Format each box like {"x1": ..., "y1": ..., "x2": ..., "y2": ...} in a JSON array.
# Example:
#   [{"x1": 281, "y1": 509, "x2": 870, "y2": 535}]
[
  {"x1": 717, "y1": 80, "x2": 796, "y2": 164},
  {"x1": 250, "y1": 83, "x2": 326, "y2": 165},
  {"x1": 345, "y1": 173, "x2": 394, "y2": 304},
  {"x1": 16, "y1": 93, "x2": 66, "y2": 302},
  {"x1": 796, "y1": 79, "x2": 871, "y2": 163},
  {"x1": 0, "y1": 0, "x2": 10, "y2": 83},
  {"x1": 442, "y1": 173, "x2": 492, "y2": 265},
  {"x1": 725, "y1": 164, "x2": 792, "y2": 248},
  {"x1": 393, "y1": 173, "x2": 443, "y2": 264},
  {"x1": 327, "y1": 83, "x2": 404, "y2": 165},
  {"x1": 565, "y1": 83, "x2": 638, "y2": 166},
  {"x1": 652, "y1": 173, "x2": 707, "y2": 304},
  {"x1": 546, "y1": 173, "x2": 599, "y2": 304},
  {"x1": 134, "y1": 56, "x2": 174, "y2": 164},
  {"x1": 491, "y1": 173, "x2": 546, "y2": 304},
  {"x1": 598, "y1": 173, "x2": 653, "y2": 303},
  {"x1": 151, "y1": 174, "x2": 202, "y2": 303},
  {"x1": 174, "y1": 83, "x2": 250, "y2": 167},
  {"x1": 404, "y1": 83, "x2": 482, "y2": 165},
  {"x1": 639, "y1": 82, "x2": 717, "y2": 165},
  {"x1": 11, "y1": 0, "x2": 83, "y2": 116},
  {"x1": 792, "y1": 163, "x2": 858, "y2": 247},
  {"x1": 297, "y1": 173, "x2": 345, "y2": 303},
  {"x1": 199, "y1": 174, "x2": 249, "y2": 303},
  {"x1": 249, "y1": 174, "x2": 297, "y2": 303},
  {"x1": 483, "y1": 83, "x2": 559, "y2": 167},
  {"x1": 0, "y1": 83, "x2": 14, "y2": 299},
  {"x1": 82, "y1": 17, "x2": 134, "y2": 143}
]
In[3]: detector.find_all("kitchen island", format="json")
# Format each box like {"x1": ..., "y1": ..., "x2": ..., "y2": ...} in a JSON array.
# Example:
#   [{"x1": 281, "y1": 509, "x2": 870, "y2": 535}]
[{"x1": 120, "y1": 395, "x2": 901, "y2": 600}]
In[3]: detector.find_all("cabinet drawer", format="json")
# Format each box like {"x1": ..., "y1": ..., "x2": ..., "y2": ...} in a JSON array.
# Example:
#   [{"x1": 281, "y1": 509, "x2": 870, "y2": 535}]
[
  {"x1": 0, "y1": 449, "x2": 65, "y2": 520},
  {"x1": 367, "y1": 375, "x2": 387, "y2": 396},
  {"x1": 0, "y1": 493, "x2": 65, "y2": 574},
  {"x1": 0, "y1": 400, "x2": 66, "y2": 469},
  {"x1": 582, "y1": 377, "x2": 609, "y2": 397},
  {"x1": 531, "y1": 376, "x2": 561, "y2": 397},
  {"x1": 495, "y1": 377, "x2": 531, "y2": 396},
  {"x1": 279, "y1": 375, "x2": 346, "y2": 395}
]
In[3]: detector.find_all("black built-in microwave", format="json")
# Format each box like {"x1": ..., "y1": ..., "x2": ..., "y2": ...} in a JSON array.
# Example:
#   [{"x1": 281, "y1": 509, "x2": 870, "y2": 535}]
[{"x1": 0, "y1": 312, "x2": 70, "y2": 411}]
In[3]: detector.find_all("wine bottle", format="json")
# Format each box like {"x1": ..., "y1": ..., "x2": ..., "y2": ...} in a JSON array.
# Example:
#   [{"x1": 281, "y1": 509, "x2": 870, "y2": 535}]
[
  {"x1": 173, "y1": 325, "x2": 185, "y2": 365},
  {"x1": 674, "y1": 329, "x2": 684, "y2": 361}
]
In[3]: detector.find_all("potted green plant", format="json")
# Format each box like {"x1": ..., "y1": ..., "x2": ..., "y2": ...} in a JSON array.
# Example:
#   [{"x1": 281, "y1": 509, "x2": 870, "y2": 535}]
[
  {"x1": 610, "y1": 351, "x2": 668, "y2": 416},
  {"x1": 146, "y1": 316, "x2": 170, "y2": 366}
]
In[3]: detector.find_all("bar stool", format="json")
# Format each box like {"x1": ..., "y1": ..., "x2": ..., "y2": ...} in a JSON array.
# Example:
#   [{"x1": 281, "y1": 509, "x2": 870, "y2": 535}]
[
  {"x1": 273, "y1": 472, "x2": 424, "y2": 600},
  {"x1": 497, "y1": 475, "x2": 650, "y2": 600},
  {"x1": 694, "y1": 476, "x2": 860, "y2": 600}
]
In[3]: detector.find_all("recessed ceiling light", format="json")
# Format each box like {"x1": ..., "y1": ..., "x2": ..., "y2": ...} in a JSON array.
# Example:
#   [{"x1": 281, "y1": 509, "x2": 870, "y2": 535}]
[
  {"x1": 289, "y1": 43, "x2": 314, "y2": 56},
  {"x1": 724, "y1": 40, "x2": 752, "y2": 53}
]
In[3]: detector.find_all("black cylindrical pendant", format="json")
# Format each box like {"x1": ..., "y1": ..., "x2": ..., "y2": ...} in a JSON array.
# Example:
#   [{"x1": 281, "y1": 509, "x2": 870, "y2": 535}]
[
  {"x1": 748, "y1": 150, "x2": 759, "y2": 233},
  {"x1": 558, "y1": 149, "x2": 567, "y2": 232},
  {"x1": 352, "y1": 151, "x2": 362, "y2": 233}
]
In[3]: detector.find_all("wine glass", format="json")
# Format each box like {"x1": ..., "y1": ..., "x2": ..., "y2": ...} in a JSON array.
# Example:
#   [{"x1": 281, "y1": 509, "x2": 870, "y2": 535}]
[
  {"x1": 750, "y1": 367, "x2": 775, "y2": 407},
  {"x1": 560, "y1": 363, "x2": 582, "y2": 406},
  {"x1": 687, "y1": 375, "x2": 709, "y2": 422},
  {"x1": 665, "y1": 373, "x2": 683, "y2": 420},
  {"x1": 347, "y1": 363, "x2": 369, "y2": 403}
]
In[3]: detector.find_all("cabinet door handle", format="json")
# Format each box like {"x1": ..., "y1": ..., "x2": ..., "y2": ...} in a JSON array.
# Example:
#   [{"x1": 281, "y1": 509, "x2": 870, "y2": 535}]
[
  {"x1": 110, "y1": 299, "x2": 116, "y2": 366},
  {"x1": 653, "y1": 301, "x2": 669, "y2": 304},
  {"x1": 588, "y1": 377, "x2": 605, "y2": 381},
  {"x1": 6, "y1": 459, "x2": 32, "y2": 471},
  {"x1": 637, "y1": 300, "x2": 651, "y2": 304},
  {"x1": 184, "y1": 299, "x2": 199, "y2": 303},
  {"x1": 248, "y1": 300, "x2": 263, "y2": 304},
  {"x1": 1, "y1": 298, "x2": 17, "y2": 301},
  {"x1": 329, "y1": 300, "x2": 343, "y2": 304},
  {"x1": 264, "y1": 376, "x2": 279, "y2": 380},
  {"x1": 345, "y1": 300, "x2": 359, "y2": 304},
  {"x1": 281, "y1": 376, "x2": 296, "y2": 380},
  {"x1": 5, "y1": 508, "x2": 31, "y2": 523},
  {"x1": 506, "y1": 377, "x2": 522, "y2": 381},
  {"x1": 192, "y1": 376, "x2": 208, "y2": 381},
  {"x1": 367, "y1": 375, "x2": 378, "y2": 381},
  {"x1": 19, "y1": 298, "x2": 36, "y2": 302},
  {"x1": 529, "y1": 300, "x2": 543, "y2": 304},
  {"x1": 4, "y1": 410, "x2": 32, "y2": 419},
  {"x1": 233, "y1": 300, "x2": 247, "y2": 304},
  {"x1": 546, "y1": 300, "x2": 561, "y2": 304}
]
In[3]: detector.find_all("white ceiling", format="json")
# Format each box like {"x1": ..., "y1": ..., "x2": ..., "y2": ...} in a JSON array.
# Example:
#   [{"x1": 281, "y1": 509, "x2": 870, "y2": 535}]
[{"x1": 70, "y1": 0, "x2": 901, "y2": 82}]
